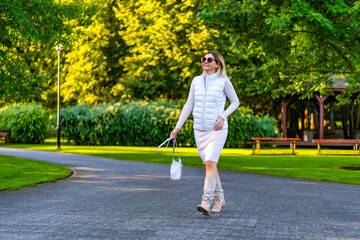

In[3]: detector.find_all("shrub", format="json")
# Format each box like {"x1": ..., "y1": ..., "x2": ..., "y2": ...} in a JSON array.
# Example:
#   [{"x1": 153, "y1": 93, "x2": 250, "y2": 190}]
[
  {"x1": 0, "y1": 103, "x2": 50, "y2": 143},
  {"x1": 59, "y1": 101, "x2": 192, "y2": 146},
  {"x1": 59, "y1": 101, "x2": 278, "y2": 147},
  {"x1": 227, "y1": 107, "x2": 279, "y2": 147}
]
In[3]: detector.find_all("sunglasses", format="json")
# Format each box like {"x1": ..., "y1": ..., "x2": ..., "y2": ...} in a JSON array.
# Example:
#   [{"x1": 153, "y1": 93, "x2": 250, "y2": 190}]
[{"x1": 201, "y1": 57, "x2": 218, "y2": 63}]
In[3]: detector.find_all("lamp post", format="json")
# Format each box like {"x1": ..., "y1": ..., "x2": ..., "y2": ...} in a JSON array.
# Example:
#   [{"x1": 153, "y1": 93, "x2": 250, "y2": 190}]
[{"x1": 56, "y1": 44, "x2": 63, "y2": 149}]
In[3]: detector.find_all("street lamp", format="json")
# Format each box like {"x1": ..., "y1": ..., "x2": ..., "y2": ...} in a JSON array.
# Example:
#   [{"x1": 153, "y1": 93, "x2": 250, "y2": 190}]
[{"x1": 56, "y1": 44, "x2": 63, "y2": 149}]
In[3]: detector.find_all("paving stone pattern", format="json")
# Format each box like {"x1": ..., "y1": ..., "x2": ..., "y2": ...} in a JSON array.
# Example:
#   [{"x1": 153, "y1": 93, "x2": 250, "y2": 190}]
[{"x1": 0, "y1": 147, "x2": 359, "y2": 239}]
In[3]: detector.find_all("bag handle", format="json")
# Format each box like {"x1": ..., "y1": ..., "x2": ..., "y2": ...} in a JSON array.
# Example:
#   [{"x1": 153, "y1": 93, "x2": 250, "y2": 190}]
[
  {"x1": 173, "y1": 138, "x2": 181, "y2": 161},
  {"x1": 156, "y1": 137, "x2": 173, "y2": 154}
]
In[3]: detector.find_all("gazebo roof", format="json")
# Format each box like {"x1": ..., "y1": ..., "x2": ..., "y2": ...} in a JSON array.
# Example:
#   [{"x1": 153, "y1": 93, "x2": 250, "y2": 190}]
[
  {"x1": 328, "y1": 75, "x2": 350, "y2": 91},
  {"x1": 274, "y1": 75, "x2": 360, "y2": 94}
]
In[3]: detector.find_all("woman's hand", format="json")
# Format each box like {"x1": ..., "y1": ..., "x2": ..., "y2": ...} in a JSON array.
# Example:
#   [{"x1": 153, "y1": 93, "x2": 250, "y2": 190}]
[
  {"x1": 170, "y1": 128, "x2": 180, "y2": 139},
  {"x1": 214, "y1": 116, "x2": 224, "y2": 131}
]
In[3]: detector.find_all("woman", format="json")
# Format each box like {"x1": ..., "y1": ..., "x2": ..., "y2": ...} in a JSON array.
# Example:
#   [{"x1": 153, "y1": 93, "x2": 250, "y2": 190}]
[{"x1": 170, "y1": 51, "x2": 239, "y2": 215}]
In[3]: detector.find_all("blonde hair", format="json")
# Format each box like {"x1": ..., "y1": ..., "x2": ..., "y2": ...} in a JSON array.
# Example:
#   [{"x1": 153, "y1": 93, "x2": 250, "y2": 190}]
[{"x1": 207, "y1": 51, "x2": 229, "y2": 79}]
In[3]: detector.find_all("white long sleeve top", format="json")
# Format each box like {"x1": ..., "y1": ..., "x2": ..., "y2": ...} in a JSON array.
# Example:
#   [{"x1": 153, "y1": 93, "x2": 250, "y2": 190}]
[{"x1": 175, "y1": 72, "x2": 240, "y2": 130}]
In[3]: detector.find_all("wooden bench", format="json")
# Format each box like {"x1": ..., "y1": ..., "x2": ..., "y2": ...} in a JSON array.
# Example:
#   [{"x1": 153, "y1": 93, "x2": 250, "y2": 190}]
[
  {"x1": 312, "y1": 139, "x2": 360, "y2": 155},
  {"x1": 0, "y1": 132, "x2": 8, "y2": 144},
  {"x1": 250, "y1": 137, "x2": 301, "y2": 155}
]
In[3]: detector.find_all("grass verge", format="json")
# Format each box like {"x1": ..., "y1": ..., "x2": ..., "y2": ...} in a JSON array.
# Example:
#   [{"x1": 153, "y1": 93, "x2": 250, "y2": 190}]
[
  {"x1": 2, "y1": 139, "x2": 360, "y2": 185},
  {"x1": 0, "y1": 154, "x2": 72, "y2": 191}
]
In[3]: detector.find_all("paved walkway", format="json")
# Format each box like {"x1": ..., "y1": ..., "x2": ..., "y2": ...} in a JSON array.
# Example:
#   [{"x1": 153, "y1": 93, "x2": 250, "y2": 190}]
[{"x1": 0, "y1": 147, "x2": 359, "y2": 240}]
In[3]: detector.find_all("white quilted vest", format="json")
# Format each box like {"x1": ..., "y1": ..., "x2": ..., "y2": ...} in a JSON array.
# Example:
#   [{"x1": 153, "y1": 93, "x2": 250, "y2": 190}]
[{"x1": 192, "y1": 72, "x2": 227, "y2": 131}]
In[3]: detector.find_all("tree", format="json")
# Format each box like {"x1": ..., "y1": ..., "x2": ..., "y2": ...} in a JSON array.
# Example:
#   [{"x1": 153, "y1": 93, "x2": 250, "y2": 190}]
[
  {"x1": 199, "y1": 0, "x2": 360, "y2": 100},
  {"x1": 0, "y1": 0, "x2": 95, "y2": 105},
  {"x1": 57, "y1": 0, "x2": 129, "y2": 106},
  {"x1": 113, "y1": 0, "x2": 218, "y2": 100}
]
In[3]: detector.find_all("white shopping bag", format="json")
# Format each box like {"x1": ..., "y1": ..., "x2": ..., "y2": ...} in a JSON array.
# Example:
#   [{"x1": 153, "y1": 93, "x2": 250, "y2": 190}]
[{"x1": 156, "y1": 137, "x2": 183, "y2": 181}]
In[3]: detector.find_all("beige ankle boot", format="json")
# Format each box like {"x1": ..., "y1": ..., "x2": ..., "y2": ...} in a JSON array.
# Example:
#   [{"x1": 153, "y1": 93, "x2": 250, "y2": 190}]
[
  {"x1": 211, "y1": 173, "x2": 226, "y2": 213},
  {"x1": 197, "y1": 177, "x2": 216, "y2": 215},
  {"x1": 197, "y1": 200, "x2": 210, "y2": 215}
]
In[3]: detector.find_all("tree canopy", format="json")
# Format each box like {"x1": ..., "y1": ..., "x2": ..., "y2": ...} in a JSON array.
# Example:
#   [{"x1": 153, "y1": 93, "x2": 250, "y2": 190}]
[
  {"x1": 0, "y1": 0, "x2": 95, "y2": 104},
  {"x1": 113, "y1": 0, "x2": 217, "y2": 100},
  {"x1": 199, "y1": 0, "x2": 360, "y2": 103},
  {"x1": 3, "y1": 0, "x2": 360, "y2": 109}
]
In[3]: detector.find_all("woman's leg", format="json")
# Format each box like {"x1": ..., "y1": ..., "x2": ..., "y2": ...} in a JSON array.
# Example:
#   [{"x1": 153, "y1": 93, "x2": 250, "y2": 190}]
[
  {"x1": 202, "y1": 133, "x2": 227, "y2": 213},
  {"x1": 211, "y1": 171, "x2": 226, "y2": 213},
  {"x1": 205, "y1": 160, "x2": 218, "y2": 178},
  {"x1": 204, "y1": 162, "x2": 226, "y2": 213},
  {"x1": 197, "y1": 160, "x2": 217, "y2": 215},
  {"x1": 195, "y1": 129, "x2": 228, "y2": 215}
]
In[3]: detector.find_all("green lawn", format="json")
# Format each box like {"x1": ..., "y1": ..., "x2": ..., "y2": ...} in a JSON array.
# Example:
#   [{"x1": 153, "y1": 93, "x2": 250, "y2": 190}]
[
  {"x1": 0, "y1": 154, "x2": 72, "y2": 191},
  {"x1": 2, "y1": 138, "x2": 360, "y2": 185}
]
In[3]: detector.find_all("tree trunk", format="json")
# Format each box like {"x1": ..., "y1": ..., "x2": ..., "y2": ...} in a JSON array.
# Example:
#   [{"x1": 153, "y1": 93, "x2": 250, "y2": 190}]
[
  {"x1": 295, "y1": 110, "x2": 300, "y2": 138},
  {"x1": 356, "y1": 104, "x2": 360, "y2": 137},
  {"x1": 329, "y1": 102, "x2": 336, "y2": 135},
  {"x1": 306, "y1": 103, "x2": 311, "y2": 130},
  {"x1": 299, "y1": 103, "x2": 304, "y2": 138},
  {"x1": 348, "y1": 102, "x2": 355, "y2": 139},
  {"x1": 341, "y1": 105, "x2": 349, "y2": 139},
  {"x1": 313, "y1": 103, "x2": 319, "y2": 137}
]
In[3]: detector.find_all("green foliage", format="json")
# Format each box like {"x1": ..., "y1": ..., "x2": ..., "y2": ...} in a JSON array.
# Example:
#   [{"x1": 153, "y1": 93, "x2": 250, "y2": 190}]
[
  {"x1": 0, "y1": 49, "x2": 46, "y2": 105},
  {"x1": 59, "y1": 0, "x2": 128, "y2": 106},
  {"x1": 4, "y1": 0, "x2": 360, "y2": 116},
  {"x1": 0, "y1": 0, "x2": 97, "y2": 105},
  {"x1": 2, "y1": 0, "x2": 217, "y2": 106},
  {"x1": 113, "y1": 0, "x2": 217, "y2": 100},
  {"x1": 198, "y1": 0, "x2": 360, "y2": 101},
  {"x1": 59, "y1": 101, "x2": 188, "y2": 145},
  {"x1": 227, "y1": 107, "x2": 279, "y2": 147},
  {"x1": 0, "y1": 103, "x2": 50, "y2": 143},
  {"x1": 59, "y1": 101, "x2": 278, "y2": 146}
]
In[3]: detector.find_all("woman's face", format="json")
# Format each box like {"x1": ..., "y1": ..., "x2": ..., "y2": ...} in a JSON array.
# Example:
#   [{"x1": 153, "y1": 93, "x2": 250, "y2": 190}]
[{"x1": 202, "y1": 54, "x2": 219, "y2": 74}]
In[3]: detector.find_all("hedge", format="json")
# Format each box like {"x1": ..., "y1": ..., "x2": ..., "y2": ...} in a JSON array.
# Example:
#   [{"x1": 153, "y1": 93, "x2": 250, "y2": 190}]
[
  {"x1": 59, "y1": 101, "x2": 279, "y2": 147},
  {"x1": 0, "y1": 103, "x2": 50, "y2": 143}
]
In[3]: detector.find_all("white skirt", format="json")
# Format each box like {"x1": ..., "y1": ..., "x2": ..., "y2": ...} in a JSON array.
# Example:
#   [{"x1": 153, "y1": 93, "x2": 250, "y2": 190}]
[{"x1": 194, "y1": 128, "x2": 228, "y2": 165}]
